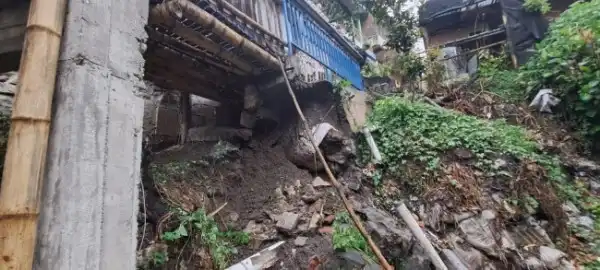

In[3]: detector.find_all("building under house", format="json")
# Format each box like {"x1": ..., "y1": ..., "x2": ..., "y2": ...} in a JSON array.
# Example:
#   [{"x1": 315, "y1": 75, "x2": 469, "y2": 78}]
[
  {"x1": 419, "y1": 0, "x2": 576, "y2": 77},
  {"x1": 0, "y1": 0, "x2": 370, "y2": 268}
]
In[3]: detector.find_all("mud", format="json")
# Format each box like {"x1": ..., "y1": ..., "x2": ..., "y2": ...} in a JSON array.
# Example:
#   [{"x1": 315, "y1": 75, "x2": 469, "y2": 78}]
[{"x1": 138, "y1": 81, "x2": 366, "y2": 269}]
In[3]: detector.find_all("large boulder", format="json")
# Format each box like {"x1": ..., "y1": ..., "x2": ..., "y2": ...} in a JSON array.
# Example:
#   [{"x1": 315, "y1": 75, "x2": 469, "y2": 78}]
[
  {"x1": 355, "y1": 206, "x2": 413, "y2": 259},
  {"x1": 285, "y1": 124, "x2": 356, "y2": 172}
]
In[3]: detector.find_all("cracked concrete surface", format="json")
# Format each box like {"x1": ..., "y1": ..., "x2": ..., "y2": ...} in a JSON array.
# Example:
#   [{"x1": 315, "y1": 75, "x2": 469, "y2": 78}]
[{"x1": 34, "y1": 0, "x2": 148, "y2": 269}]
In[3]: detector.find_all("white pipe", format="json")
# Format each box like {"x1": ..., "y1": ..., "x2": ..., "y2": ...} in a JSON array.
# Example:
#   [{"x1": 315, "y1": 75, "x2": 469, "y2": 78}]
[
  {"x1": 396, "y1": 203, "x2": 448, "y2": 270},
  {"x1": 362, "y1": 127, "x2": 382, "y2": 163}
]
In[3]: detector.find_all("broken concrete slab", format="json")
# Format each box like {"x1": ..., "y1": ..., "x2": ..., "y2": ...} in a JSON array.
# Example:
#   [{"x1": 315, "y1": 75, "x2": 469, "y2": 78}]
[
  {"x1": 309, "y1": 213, "x2": 322, "y2": 230},
  {"x1": 312, "y1": 176, "x2": 331, "y2": 188},
  {"x1": 276, "y1": 212, "x2": 300, "y2": 234},
  {"x1": 458, "y1": 215, "x2": 499, "y2": 257}
]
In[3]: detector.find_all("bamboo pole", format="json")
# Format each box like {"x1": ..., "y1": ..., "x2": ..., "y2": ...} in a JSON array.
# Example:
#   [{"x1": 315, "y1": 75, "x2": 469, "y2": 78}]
[
  {"x1": 152, "y1": 0, "x2": 280, "y2": 69},
  {"x1": 276, "y1": 57, "x2": 394, "y2": 270},
  {"x1": 0, "y1": 0, "x2": 68, "y2": 269}
]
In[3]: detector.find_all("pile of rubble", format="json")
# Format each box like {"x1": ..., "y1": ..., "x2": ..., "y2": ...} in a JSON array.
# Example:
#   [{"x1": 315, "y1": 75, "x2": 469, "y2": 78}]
[{"x1": 0, "y1": 71, "x2": 17, "y2": 115}]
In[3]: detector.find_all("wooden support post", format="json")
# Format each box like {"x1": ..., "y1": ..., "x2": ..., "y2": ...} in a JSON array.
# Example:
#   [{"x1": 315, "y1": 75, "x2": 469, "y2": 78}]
[
  {"x1": 0, "y1": 0, "x2": 68, "y2": 268},
  {"x1": 502, "y1": 13, "x2": 518, "y2": 68},
  {"x1": 178, "y1": 91, "x2": 191, "y2": 145}
]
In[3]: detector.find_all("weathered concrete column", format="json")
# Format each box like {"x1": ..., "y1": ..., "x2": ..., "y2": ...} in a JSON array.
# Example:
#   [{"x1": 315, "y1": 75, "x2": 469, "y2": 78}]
[{"x1": 34, "y1": 1, "x2": 148, "y2": 269}]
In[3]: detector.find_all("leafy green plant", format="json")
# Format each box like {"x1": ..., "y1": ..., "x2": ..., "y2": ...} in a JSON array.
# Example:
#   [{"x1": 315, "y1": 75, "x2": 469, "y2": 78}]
[
  {"x1": 151, "y1": 251, "x2": 168, "y2": 266},
  {"x1": 149, "y1": 161, "x2": 193, "y2": 184},
  {"x1": 523, "y1": 0, "x2": 551, "y2": 14},
  {"x1": 422, "y1": 49, "x2": 446, "y2": 91},
  {"x1": 367, "y1": 97, "x2": 560, "y2": 178},
  {"x1": 162, "y1": 209, "x2": 249, "y2": 269},
  {"x1": 390, "y1": 52, "x2": 425, "y2": 88},
  {"x1": 478, "y1": 51, "x2": 524, "y2": 102},
  {"x1": 332, "y1": 212, "x2": 375, "y2": 261},
  {"x1": 361, "y1": 62, "x2": 392, "y2": 78},
  {"x1": 486, "y1": 0, "x2": 600, "y2": 147},
  {"x1": 210, "y1": 140, "x2": 239, "y2": 162}
]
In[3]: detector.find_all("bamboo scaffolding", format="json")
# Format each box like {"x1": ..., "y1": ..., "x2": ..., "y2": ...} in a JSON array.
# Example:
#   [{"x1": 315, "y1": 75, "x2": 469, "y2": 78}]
[
  {"x1": 151, "y1": 0, "x2": 280, "y2": 69},
  {"x1": 0, "y1": 0, "x2": 68, "y2": 269}
]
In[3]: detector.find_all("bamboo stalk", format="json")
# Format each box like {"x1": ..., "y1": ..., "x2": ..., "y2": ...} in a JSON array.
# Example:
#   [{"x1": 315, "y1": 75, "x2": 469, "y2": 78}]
[
  {"x1": 152, "y1": 0, "x2": 280, "y2": 69},
  {"x1": 276, "y1": 57, "x2": 394, "y2": 270},
  {"x1": 0, "y1": 0, "x2": 68, "y2": 269}
]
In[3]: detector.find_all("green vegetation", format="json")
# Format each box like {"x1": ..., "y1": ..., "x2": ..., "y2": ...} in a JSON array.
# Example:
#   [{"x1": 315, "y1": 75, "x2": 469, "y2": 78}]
[
  {"x1": 150, "y1": 251, "x2": 168, "y2": 267},
  {"x1": 332, "y1": 212, "x2": 375, "y2": 261},
  {"x1": 149, "y1": 161, "x2": 194, "y2": 184},
  {"x1": 161, "y1": 209, "x2": 249, "y2": 269},
  {"x1": 478, "y1": 51, "x2": 525, "y2": 103},
  {"x1": 365, "y1": 97, "x2": 562, "y2": 181},
  {"x1": 523, "y1": 0, "x2": 551, "y2": 14},
  {"x1": 484, "y1": 0, "x2": 600, "y2": 147}
]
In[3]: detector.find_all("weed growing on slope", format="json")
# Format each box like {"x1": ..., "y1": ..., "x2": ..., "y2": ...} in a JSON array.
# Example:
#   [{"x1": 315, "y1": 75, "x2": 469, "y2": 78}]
[
  {"x1": 149, "y1": 161, "x2": 194, "y2": 184},
  {"x1": 332, "y1": 212, "x2": 375, "y2": 262},
  {"x1": 365, "y1": 97, "x2": 563, "y2": 184},
  {"x1": 484, "y1": 0, "x2": 600, "y2": 147},
  {"x1": 363, "y1": 97, "x2": 600, "y2": 264},
  {"x1": 162, "y1": 209, "x2": 249, "y2": 269}
]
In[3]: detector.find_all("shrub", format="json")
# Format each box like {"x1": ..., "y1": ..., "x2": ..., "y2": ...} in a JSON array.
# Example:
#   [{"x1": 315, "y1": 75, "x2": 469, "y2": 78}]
[
  {"x1": 366, "y1": 97, "x2": 561, "y2": 180},
  {"x1": 488, "y1": 0, "x2": 600, "y2": 147}
]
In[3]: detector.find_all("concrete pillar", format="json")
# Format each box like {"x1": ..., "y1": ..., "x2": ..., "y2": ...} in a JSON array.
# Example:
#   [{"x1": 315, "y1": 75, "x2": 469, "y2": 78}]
[{"x1": 34, "y1": 1, "x2": 148, "y2": 269}]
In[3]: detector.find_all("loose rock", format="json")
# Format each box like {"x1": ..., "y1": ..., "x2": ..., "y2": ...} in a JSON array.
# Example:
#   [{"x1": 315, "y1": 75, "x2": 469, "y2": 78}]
[
  {"x1": 357, "y1": 207, "x2": 413, "y2": 257},
  {"x1": 448, "y1": 233, "x2": 484, "y2": 269},
  {"x1": 294, "y1": 236, "x2": 308, "y2": 247},
  {"x1": 539, "y1": 246, "x2": 566, "y2": 269},
  {"x1": 308, "y1": 213, "x2": 321, "y2": 230},
  {"x1": 562, "y1": 201, "x2": 580, "y2": 216},
  {"x1": 276, "y1": 212, "x2": 300, "y2": 234},
  {"x1": 590, "y1": 180, "x2": 600, "y2": 195},
  {"x1": 312, "y1": 176, "x2": 331, "y2": 188},
  {"x1": 523, "y1": 257, "x2": 544, "y2": 270},
  {"x1": 458, "y1": 215, "x2": 499, "y2": 257},
  {"x1": 572, "y1": 215, "x2": 594, "y2": 231},
  {"x1": 454, "y1": 148, "x2": 473, "y2": 159}
]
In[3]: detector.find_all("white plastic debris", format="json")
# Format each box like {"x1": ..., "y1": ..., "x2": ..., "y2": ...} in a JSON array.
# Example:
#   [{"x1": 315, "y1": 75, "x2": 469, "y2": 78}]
[
  {"x1": 529, "y1": 89, "x2": 560, "y2": 113},
  {"x1": 311, "y1": 123, "x2": 336, "y2": 146},
  {"x1": 226, "y1": 241, "x2": 285, "y2": 270}
]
